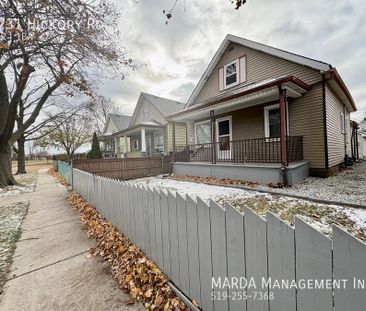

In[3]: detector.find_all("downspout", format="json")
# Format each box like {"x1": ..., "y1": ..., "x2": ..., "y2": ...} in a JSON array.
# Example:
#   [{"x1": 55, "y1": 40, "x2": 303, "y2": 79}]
[{"x1": 322, "y1": 74, "x2": 329, "y2": 170}]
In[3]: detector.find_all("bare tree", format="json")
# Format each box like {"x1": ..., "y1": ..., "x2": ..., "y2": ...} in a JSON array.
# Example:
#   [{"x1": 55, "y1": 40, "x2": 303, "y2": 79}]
[
  {"x1": 35, "y1": 113, "x2": 92, "y2": 161},
  {"x1": 87, "y1": 95, "x2": 120, "y2": 134},
  {"x1": 0, "y1": 0, "x2": 134, "y2": 187}
]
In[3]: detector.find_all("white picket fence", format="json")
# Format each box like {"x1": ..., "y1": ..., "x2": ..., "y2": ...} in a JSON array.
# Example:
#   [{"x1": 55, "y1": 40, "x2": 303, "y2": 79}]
[{"x1": 71, "y1": 168, "x2": 366, "y2": 311}]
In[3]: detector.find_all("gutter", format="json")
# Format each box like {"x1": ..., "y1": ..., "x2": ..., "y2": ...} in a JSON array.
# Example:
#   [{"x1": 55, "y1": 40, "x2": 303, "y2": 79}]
[
  {"x1": 324, "y1": 68, "x2": 357, "y2": 111},
  {"x1": 167, "y1": 76, "x2": 311, "y2": 121}
]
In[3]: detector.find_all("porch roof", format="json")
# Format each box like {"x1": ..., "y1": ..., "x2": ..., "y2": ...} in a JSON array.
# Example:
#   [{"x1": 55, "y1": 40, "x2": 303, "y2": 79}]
[
  {"x1": 114, "y1": 121, "x2": 163, "y2": 137},
  {"x1": 167, "y1": 76, "x2": 310, "y2": 122}
]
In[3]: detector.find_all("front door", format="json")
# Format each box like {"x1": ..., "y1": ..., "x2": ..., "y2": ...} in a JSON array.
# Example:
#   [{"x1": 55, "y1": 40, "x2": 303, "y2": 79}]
[{"x1": 216, "y1": 116, "x2": 232, "y2": 160}]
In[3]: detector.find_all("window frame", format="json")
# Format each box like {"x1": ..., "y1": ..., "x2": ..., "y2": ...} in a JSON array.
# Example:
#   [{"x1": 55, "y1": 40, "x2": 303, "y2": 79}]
[
  {"x1": 340, "y1": 112, "x2": 345, "y2": 134},
  {"x1": 194, "y1": 120, "x2": 212, "y2": 145},
  {"x1": 154, "y1": 131, "x2": 164, "y2": 154},
  {"x1": 264, "y1": 103, "x2": 289, "y2": 140},
  {"x1": 223, "y1": 59, "x2": 240, "y2": 89}
]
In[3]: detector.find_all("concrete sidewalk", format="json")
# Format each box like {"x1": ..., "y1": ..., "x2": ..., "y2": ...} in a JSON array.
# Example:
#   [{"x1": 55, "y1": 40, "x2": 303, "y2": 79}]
[{"x1": 0, "y1": 170, "x2": 143, "y2": 311}]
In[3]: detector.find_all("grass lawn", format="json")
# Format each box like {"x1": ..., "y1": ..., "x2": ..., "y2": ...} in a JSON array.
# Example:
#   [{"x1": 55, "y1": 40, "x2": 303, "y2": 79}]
[{"x1": 0, "y1": 202, "x2": 28, "y2": 294}]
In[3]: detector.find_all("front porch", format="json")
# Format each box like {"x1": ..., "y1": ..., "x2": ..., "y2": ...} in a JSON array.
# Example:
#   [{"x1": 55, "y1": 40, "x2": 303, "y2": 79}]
[
  {"x1": 114, "y1": 123, "x2": 165, "y2": 158},
  {"x1": 169, "y1": 76, "x2": 312, "y2": 185}
]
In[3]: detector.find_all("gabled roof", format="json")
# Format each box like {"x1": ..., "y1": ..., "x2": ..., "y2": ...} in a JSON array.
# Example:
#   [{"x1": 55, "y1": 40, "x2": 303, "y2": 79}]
[
  {"x1": 103, "y1": 114, "x2": 132, "y2": 134},
  {"x1": 129, "y1": 92, "x2": 185, "y2": 126},
  {"x1": 142, "y1": 93, "x2": 185, "y2": 116},
  {"x1": 186, "y1": 34, "x2": 332, "y2": 108}
]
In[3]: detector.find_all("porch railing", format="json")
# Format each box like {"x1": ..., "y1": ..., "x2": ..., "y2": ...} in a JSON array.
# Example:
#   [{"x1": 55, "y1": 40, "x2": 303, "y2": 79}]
[{"x1": 174, "y1": 136, "x2": 303, "y2": 164}]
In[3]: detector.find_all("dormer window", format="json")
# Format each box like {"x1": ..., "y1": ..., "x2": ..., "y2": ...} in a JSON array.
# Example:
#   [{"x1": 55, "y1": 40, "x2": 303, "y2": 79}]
[
  {"x1": 224, "y1": 60, "x2": 239, "y2": 88},
  {"x1": 219, "y1": 56, "x2": 246, "y2": 91}
]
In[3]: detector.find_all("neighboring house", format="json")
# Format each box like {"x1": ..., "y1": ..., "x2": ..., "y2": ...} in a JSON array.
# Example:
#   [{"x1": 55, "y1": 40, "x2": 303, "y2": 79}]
[
  {"x1": 113, "y1": 92, "x2": 186, "y2": 158},
  {"x1": 358, "y1": 118, "x2": 366, "y2": 160},
  {"x1": 167, "y1": 34, "x2": 357, "y2": 186},
  {"x1": 99, "y1": 114, "x2": 132, "y2": 158}
]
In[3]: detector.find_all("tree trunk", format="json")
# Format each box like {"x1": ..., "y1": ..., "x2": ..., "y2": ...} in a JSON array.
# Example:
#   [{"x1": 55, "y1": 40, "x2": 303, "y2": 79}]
[
  {"x1": 0, "y1": 144, "x2": 17, "y2": 187},
  {"x1": 16, "y1": 136, "x2": 27, "y2": 174}
]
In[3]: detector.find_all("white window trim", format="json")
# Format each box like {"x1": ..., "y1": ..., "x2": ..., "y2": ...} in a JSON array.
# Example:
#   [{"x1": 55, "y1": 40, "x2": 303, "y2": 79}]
[
  {"x1": 194, "y1": 120, "x2": 211, "y2": 145},
  {"x1": 340, "y1": 112, "x2": 345, "y2": 134},
  {"x1": 223, "y1": 59, "x2": 240, "y2": 89},
  {"x1": 154, "y1": 131, "x2": 164, "y2": 153},
  {"x1": 264, "y1": 103, "x2": 289, "y2": 140}
]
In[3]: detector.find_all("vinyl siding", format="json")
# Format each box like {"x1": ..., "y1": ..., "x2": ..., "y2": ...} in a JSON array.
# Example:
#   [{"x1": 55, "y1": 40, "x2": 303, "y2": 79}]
[
  {"x1": 288, "y1": 84, "x2": 325, "y2": 168},
  {"x1": 133, "y1": 98, "x2": 167, "y2": 126},
  {"x1": 164, "y1": 122, "x2": 187, "y2": 154},
  {"x1": 325, "y1": 85, "x2": 351, "y2": 167},
  {"x1": 193, "y1": 42, "x2": 322, "y2": 106},
  {"x1": 105, "y1": 119, "x2": 118, "y2": 134},
  {"x1": 186, "y1": 85, "x2": 326, "y2": 169}
]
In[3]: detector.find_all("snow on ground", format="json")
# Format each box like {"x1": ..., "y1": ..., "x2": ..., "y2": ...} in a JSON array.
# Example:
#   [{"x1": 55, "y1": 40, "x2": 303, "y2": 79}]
[
  {"x1": 0, "y1": 201, "x2": 28, "y2": 293},
  {"x1": 130, "y1": 176, "x2": 366, "y2": 242},
  {"x1": 257, "y1": 161, "x2": 366, "y2": 206},
  {"x1": 0, "y1": 173, "x2": 37, "y2": 198}
]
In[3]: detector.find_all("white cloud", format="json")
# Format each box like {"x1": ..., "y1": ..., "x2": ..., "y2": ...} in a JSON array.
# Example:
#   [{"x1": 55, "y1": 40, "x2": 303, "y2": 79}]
[{"x1": 100, "y1": 0, "x2": 366, "y2": 121}]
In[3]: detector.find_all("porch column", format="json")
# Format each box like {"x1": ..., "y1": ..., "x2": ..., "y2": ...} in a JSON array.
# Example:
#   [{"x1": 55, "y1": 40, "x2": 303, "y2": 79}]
[
  {"x1": 172, "y1": 122, "x2": 176, "y2": 158},
  {"x1": 279, "y1": 88, "x2": 288, "y2": 165},
  {"x1": 114, "y1": 137, "x2": 119, "y2": 157},
  {"x1": 123, "y1": 135, "x2": 128, "y2": 156},
  {"x1": 141, "y1": 127, "x2": 146, "y2": 154},
  {"x1": 210, "y1": 110, "x2": 216, "y2": 164}
]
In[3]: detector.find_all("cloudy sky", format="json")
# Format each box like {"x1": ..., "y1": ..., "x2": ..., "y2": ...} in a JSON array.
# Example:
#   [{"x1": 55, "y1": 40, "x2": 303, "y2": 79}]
[{"x1": 99, "y1": 0, "x2": 366, "y2": 121}]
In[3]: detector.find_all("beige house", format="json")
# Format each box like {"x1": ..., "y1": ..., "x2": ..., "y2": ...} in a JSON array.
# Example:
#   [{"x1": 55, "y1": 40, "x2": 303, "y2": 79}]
[
  {"x1": 168, "y1": 35, "x2": 357, "y2": 185},
  {"x1": 98, "y1": 114, "x2": 132, "y2": 158},
  {"x1": 113, "y1": 93, "x2": 186, "y2": 158}
]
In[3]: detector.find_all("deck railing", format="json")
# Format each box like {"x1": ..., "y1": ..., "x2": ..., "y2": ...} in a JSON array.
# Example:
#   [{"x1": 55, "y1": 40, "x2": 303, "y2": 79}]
[{"x1": 174, "y1": 136, "x2": 303, "y2": 164}]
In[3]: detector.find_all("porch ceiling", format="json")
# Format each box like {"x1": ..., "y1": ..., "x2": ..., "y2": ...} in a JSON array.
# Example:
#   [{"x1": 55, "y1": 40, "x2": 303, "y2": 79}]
[{"x1": 168, "y1": 76, "x2": 309, "y2": 122}]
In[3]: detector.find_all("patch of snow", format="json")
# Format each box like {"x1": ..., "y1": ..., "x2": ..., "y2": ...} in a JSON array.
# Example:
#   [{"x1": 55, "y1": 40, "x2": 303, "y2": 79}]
[
  {"x1": 129, "y1": 177, "x2": 261, "y2": 203},
  {"x1": 130, "y1": 176, "x2": 366, "y2": 241}
]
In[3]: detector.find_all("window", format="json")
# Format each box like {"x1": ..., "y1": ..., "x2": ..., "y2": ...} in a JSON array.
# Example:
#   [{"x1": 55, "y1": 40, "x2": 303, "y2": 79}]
[
  {"x1": 340, "y1": 112, "x2": 345, "y2": 134},
  {"x1": 195, "y1": 121, "x2": 211, "y2": 144},
  {"x1": 143, "y1": 106, "x2": 150, "y2": 118},
  {"x1": 224, "y1": 60, "x2": 239, "y2": 88},
  {"x1": 219, "y1": 57, "x2": 246, "y2": 91},
  {"x1": 154, "y1": 131, "x2": 164, "y2": 154},
  {"x1": 264, "y1": 104, "x2": 288, "y2": 139},
  {"x1": 132, "y1": 139, "x2": 139, "y2": 150}
]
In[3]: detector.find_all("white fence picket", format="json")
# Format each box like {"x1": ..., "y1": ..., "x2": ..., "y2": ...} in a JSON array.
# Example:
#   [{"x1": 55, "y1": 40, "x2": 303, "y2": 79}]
[
  {"x1": 333, "y1": 225, "x2": 366, "y2": 311},
  {"x1": 295, "y1": 217, "x2": 333, "y2": 311},
  {"x1": 160, "y1": 191, "x2": 171, "y2": 276},
  {"x1": 225, "y1": 203, "x2": 246, "y2": 311},
  {"x1": 147, "y1": 188, "x2": 157, "y2": 262},
  {"x1": 244, "y1": 207, "x2": 268, "y2": 311},
  {"x1": 168, "y1": 191, "x2": 180, "y2": 287},
  {"x1": 196, "y1": 197, "x2": 214, "y2": 311},
  {"x1": 186, "y1": 196, "x2": 201, "y2": 305},
  {"x1": 176, "y1": 193, "x2": 190, "y2": 295},
  {"x1": 267, "y1": 212, "x2": 296, "y2": 311},
  {"x1": 153, "y1": 190, "x2": 164, "y2": 269},
  {"x1": 210, "y1": 200, "x2": 229, "y2": 311}
]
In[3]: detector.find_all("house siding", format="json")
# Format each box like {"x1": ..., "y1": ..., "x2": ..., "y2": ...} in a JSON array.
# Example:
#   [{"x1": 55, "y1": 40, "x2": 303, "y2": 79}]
[
  {"x1": 186, "y1": 84, "x2": 326, "y2": 169},
  {"x1": 288, "y1": 84, "x2": 325, "y2": 169},
  {"x1": 133, "y1": 97, "x2": 167, "y2": 126},
  {"x1": 105, "y1": 120, "x2": 118, "y2": 134},
  {"x1": 193, "y1": 42, "x2": 322, "y2": 106},
  {"x1": 325, "y1": 85, "x2": 351, "y2": 167},
  {"x1": 164, "y1": 122, "x2": 187, "y2": 154}
]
